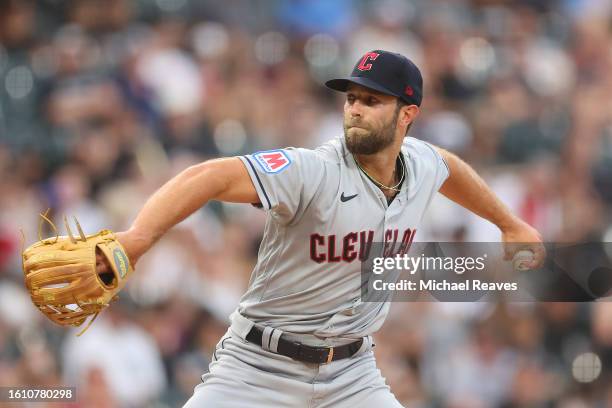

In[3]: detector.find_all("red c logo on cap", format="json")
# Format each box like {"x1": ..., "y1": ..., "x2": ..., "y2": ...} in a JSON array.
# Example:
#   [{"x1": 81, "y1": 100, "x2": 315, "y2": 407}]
[
  {"x1": 357, "y1": 52, "x2": 380, "y2": 71},
  {"x1": 405, "y1": 86, "x2": 414, "y2": 96}
]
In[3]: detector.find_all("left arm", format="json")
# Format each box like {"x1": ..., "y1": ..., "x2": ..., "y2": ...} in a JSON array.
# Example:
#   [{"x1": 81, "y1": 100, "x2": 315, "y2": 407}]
[{"x1": 434, "y1": 146, "x2": 544, "y2": 267}]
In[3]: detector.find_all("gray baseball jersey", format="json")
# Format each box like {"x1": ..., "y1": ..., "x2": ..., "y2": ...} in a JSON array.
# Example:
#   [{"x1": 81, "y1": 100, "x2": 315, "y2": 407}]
[{"x1": 237, "y1": 136, "x2": 449, "y2": 340}]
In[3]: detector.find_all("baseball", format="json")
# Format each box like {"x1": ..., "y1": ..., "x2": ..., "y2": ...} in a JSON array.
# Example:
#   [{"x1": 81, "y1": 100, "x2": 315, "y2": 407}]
[{"x1": 513, "y1": 250, "x2": 535, "y2": 271}]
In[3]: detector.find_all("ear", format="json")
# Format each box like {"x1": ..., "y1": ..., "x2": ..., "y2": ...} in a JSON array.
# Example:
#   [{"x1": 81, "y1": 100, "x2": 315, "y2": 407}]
[{"x1": 400, "y1": 105, "x2": 420, "y2": 127}]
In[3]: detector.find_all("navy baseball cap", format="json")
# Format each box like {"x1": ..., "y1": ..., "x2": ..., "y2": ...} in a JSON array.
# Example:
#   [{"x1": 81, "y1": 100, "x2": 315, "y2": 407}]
[{"x1": 325, "y1": 50, "x2": 423, "y2": 106}]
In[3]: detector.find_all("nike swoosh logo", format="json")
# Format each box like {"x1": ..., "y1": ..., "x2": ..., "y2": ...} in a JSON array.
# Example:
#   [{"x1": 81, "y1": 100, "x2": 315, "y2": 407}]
[{"x1": 340, "y1": 192, "x2": 358, "y2": 202}]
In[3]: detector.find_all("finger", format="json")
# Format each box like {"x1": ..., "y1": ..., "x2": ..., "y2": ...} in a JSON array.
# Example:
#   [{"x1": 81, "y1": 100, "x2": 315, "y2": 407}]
[
  {"x1": 529, "y1": 244, "x2": 546, "y2": 268},
  {"x1": 503, "y1": 242, "x2": 519, "y2": 261},
  {"x1": 96, "y1": 253, "x2": 110, "y2": 274},
  {"x1": 503, "y1": 243, "x2": 512, "y2": 261}
]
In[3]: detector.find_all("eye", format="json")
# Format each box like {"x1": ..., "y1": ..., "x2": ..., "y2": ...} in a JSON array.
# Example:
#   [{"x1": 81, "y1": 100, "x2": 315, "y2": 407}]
[
  {"x1": 347, "y1": 94, "x2": 355, "y2": 104},
  {"x1": 367, "y1": 96, "x2": 378, "y2": 105}
]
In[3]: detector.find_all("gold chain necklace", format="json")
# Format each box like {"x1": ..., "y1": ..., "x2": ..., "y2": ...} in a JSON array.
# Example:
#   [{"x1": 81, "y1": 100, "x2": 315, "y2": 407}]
[{"x1": 354, "y1": 154, "x2": 405, "y2": 192}]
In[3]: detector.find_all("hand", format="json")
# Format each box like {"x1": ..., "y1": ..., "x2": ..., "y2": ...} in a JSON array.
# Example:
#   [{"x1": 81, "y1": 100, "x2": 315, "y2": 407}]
[
  {"x1": 96, "y1": 249, "x2": 115, "y2": 285},
  {"x1": 501, "y1": 219, "x2": 546, "y2": 269},
  {"x1": 96, "y1": 250, "x2": 111, "y2": 275},
  {"x1": 96, "y1": 230, "x2": 147, "y2": 281}
]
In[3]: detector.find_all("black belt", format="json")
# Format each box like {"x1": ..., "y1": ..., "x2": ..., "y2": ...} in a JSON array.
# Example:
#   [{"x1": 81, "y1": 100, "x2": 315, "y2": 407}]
[{"x1": 245, "y1": 326, "x2": 363, "y2": 365}]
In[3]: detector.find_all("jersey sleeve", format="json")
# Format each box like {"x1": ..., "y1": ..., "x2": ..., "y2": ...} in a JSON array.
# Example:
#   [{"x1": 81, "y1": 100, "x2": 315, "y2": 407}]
[
  {"x1": 238, "y1": 148, "x2": 325, "y2": 224},
  {"x1": 403, "y1": 137, "x2": 450, "y2": 194},
  {"x1": 423, "y1": 141, "x2": 450, "y2": 192}
]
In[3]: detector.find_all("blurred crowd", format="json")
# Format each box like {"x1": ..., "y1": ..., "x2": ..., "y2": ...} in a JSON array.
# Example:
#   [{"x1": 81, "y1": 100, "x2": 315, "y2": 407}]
[{"x1": 1, "y1": 0, "x2": 612, "y2": 406}]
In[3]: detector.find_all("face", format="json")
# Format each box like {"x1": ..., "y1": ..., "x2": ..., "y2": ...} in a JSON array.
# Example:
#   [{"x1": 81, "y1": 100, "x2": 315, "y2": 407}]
[{"x1": 343, "y1": 84, "x2": 401, "y2": 155}]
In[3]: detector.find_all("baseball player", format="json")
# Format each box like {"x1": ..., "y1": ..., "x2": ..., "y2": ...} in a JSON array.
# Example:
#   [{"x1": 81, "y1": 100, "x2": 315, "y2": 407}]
[{"x1": 97, "y1": 50, "x2": 543, "y2": 407}]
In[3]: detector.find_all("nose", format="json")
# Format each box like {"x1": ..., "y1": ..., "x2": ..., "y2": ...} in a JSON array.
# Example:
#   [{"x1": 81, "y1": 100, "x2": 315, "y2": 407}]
[{"x1": 347, "y1": 100, "x2": 362, "y2": 117}]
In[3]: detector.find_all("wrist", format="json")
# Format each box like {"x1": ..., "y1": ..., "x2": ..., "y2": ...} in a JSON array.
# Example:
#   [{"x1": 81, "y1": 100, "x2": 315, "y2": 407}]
[
  {"x1": 496, "y1": 214, "x2": 523, "y2": 234},
  {"x1": 116, "y1": 228, "x2": 152, "y2": 266}
]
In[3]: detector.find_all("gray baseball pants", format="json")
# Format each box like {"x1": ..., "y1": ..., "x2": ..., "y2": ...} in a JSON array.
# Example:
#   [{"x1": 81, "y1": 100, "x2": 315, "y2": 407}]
[{"x1": 183, "y1": 313, "x2": 404, "y2": 407}]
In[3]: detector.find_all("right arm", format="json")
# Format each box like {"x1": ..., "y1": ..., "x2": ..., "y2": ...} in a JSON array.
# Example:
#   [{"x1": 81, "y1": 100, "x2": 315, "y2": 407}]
[{"x1": 117, "y1": 157, "x2": 259, "y2": 265}]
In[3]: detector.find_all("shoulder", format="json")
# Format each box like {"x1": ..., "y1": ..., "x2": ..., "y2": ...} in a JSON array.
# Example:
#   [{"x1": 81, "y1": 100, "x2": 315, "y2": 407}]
[
  {"x1": 313, "y1": 137, "x2": 346, "y2": 163},
  {"x1": 402, "y1": 136, "x2": 447, "y2": 166},
  {"x1": 402, "y1": 136, "x2": 439, "y2": 157},
  {"x1": 402, "y1": 136, "x2": 450, "y2": 184},
  {"x1": 402, "y1": 136, "x2": 449, "y2": 172},
  {"x1": 284, "y1": 137, "x2": 346, "y2": 166},
  {"x1": 245, "y1": 137, "x2": 345, "y2": 175}
]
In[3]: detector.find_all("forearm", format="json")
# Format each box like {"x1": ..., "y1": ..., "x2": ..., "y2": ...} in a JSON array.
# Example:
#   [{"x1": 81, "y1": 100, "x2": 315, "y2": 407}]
[
  {"x1": 436, "y1": 148, "x2": 519, "y2": 231},
  {"x1": 124, "y1": 162, "x2": 223, "y2": 259},
  {"x1": 120, "y1": 157, "x2": 258, "y2": 264}
]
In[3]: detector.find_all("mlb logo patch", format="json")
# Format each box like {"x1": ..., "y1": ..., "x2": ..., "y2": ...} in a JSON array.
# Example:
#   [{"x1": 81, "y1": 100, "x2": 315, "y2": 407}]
[{"x1": 253, "y1": 150, "x2": 292, "y2": 173}]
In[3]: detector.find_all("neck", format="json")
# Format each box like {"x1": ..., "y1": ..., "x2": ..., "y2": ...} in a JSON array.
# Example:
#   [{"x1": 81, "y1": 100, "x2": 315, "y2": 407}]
[{"x1": 353, "y1": 139, "x2": 403, "y2": 187}]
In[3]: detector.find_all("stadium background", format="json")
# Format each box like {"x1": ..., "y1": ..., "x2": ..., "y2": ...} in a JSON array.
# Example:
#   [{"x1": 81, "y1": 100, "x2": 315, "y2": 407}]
[{"x1": 1, "y1": 0, "x2": 612, "y2": 406}]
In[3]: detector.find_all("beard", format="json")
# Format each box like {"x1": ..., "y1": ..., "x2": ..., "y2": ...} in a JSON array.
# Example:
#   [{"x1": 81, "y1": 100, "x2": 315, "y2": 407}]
[{"x1": 343, "y1": 108, "x2": 399, "y2": 155}]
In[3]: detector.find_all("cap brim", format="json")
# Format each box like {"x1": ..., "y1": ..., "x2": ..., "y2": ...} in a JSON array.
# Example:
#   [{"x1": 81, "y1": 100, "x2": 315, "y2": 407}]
[{"x1": 325, "y1": 76, "x2": 400, "y2": 99}]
